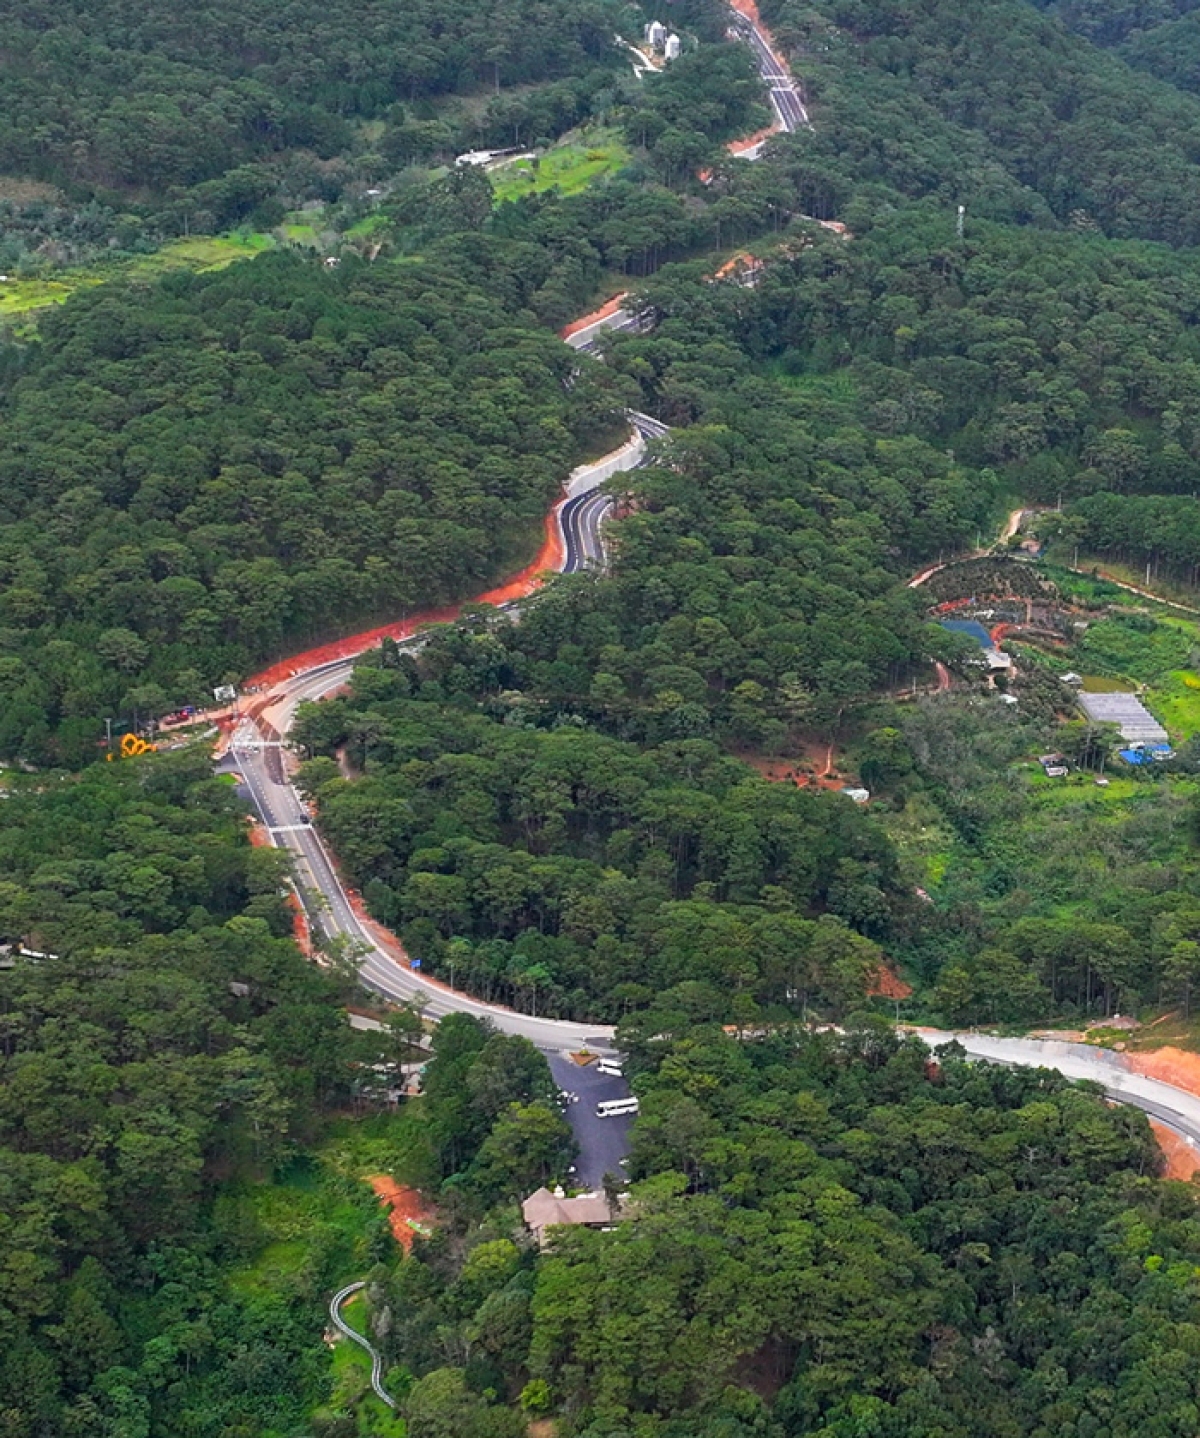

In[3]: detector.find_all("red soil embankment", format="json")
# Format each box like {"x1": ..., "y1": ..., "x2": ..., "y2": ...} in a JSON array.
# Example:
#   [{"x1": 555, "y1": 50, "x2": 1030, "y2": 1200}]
[
  {"x1": 744, "y1": 739, "x2": 843, "y2": 790},
  {"x1": 1149, "y1": 1121, "x2": 1200, "y2": 1180},
  {"x1": 868, "y1": 964, "x2": 913, "y2": 1001},
  {"x1": 727, "y1": 124, "x2": 779, "y2": 156},
  {"x1": 244, "y1": 506, "x2": 566, "y2": 693},
  {"x1": 246, "y1": 821, "x2": 312, "y2": 953},
  {"x1": 559, "y1": 293, "x2": 629, "y2": 340},
  {"x1": 367, "y1": 1176, "x2": 433, "y2": 1250},
  {"x1": 1127, "y1": 1046, "x2": 1200, "y2": 1097},
  {"x1": 1114, "y1": 1048, "x2": 1200, "y2": 1180}
]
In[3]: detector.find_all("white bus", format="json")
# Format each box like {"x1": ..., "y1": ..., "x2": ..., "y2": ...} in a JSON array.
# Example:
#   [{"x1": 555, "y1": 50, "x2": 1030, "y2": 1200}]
[
  {"x1": 595, "y1": 1060, "x2": 624, "y2": 1078},
  {"x1": 596, "y1": 1097, "x2": 639, "y2": 1119}
]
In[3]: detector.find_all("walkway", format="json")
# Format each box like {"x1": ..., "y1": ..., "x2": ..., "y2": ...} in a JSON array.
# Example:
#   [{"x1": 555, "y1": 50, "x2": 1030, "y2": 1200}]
[{"x1": 329, "y1": 1281, "x2": 396, "y2": 1410}]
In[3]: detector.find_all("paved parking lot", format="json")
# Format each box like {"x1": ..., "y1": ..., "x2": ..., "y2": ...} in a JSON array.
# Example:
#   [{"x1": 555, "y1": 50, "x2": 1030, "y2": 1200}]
[{"x1": 548, "y1": 1052, "x2": 634, "y2": 1189}]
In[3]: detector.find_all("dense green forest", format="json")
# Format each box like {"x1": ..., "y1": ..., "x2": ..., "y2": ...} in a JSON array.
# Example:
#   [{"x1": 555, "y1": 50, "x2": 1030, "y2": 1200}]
[
  {"x1": 371, "y1": 1020, "x2": 1200, "y2": 1438},
  {"x1": 0, "y1": 752, "x2": 349, "y2": 1432},
  {"x1": 0, "y1": 251, "x2": 624, "y2": 765},
  {"x1": 0, "y1": 0, "x2": 622, "y2": 208},
  {"x1": 292, "y1": 657, "x2": 900, "y2": 1021},
  {"x1": 14, "y1": 0, "x2": 1200, "y2": 1434},
  {"x1": 766, "y1": 0, "x2": 1200, "y2": 242},
  {"x1": 0, "y1": 748, "x2": 571, "y2": 1433}
]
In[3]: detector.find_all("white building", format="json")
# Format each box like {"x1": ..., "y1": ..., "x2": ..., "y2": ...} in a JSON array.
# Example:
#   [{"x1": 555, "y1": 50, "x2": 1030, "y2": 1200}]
[
  {"x1": 664, "y1": 31, "x2": 682, "y2": 59},
  {"x1": 646, "y1": 20, "x2": 666, "y2": 49}
]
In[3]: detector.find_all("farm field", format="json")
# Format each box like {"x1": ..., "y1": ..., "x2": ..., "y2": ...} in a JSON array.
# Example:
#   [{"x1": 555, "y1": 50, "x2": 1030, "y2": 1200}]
[{"x1": 491, "y1": 129, "x2": 630, "y2": 202}]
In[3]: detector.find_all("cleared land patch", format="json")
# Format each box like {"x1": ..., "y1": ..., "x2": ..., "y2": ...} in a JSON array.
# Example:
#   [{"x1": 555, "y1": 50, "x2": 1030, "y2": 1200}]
[{"x1": 492, "y1": 130, "x2": 630, "y2": 203}]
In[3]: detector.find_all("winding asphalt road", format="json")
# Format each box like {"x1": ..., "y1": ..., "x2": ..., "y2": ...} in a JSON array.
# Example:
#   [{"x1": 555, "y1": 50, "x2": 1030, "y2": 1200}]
[
  {"x1": 917, "y1": 1030, "x2": 1200, "y2": 1150},
  {"x1": 220, "y1": 15, "x2": 1200, "y2": 1151},
  {"x1": 226, "y1": 412, "x2": 672, "y2": 1054},
  {"x1": 226, "y1": 696, "x2": 616, "y2": 1052}
]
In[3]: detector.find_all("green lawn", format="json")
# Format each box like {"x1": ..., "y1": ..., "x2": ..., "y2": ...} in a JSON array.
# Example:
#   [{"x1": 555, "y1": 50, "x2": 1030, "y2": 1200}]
[
  {"x1": 1147, "y1": 669, "x2": 1200, "y2": 741},
  {"x1": 218, "y1": 1109, "x2": 427, "y2": 1433},
  {"x1": 492, "y1": 131, "x2": 630, "y2": 203},
  {"x1": 345, "y1": 212, "x2": 391, "y2": 239},
  {"x1": 322, "y1": 1292, "x2": 408, "y2": 1437},
  {"x1": 0, "y1": 274, "x2": 86, "y2": 318},
  {"x1": 1025, "y1": 769, "x2": 1143, "y2": 805}
]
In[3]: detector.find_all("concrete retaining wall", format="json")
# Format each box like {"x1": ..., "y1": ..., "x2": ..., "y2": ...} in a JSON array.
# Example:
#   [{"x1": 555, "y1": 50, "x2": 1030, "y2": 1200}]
[{"x1": 565, "y1": 432, "x2": 646, "y2": 498}]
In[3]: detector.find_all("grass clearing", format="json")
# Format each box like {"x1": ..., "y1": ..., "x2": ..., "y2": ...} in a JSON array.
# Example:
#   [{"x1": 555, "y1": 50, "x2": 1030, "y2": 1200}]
[
  {"x1": 1147, "y1": 669, "x2": 1200, "y2": 741},
  {"x1": 492, "y1": 130, "x2": 630, "y2": 203},
  {"x1": 0, "y1": 274, "x2": 87, "y2": 320},
  {"x1": 216, "y1": 1109, "x2": 427, "y2": 1431},
  {"x1": 0, "y1": 229, "x2": 274, "y2": 327},
  {"x1": 1026, "y1": 770, "x2": 1143, "y2": 806}
]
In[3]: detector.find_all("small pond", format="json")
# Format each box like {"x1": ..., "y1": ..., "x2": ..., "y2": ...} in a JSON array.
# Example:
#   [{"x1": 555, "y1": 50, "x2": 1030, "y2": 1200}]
[
  {"x1": 940, "y1": 619, "x2": 990, "y2": 647},
  {"x1": 1078, "y1": 674, "x2": 1137, "y2": 693}
]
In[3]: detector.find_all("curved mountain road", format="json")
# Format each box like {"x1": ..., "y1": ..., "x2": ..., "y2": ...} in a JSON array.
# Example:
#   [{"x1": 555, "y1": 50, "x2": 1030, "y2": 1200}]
[
  {"x1": 220, "y1": 18, "x2": 1200, "y2": 1155},
  {"x1": 917, "y1": 1030, "x2": 1200, "y2": 1151},
  {"x1": 226, "y1": 414, "x2": 672, "y2": 1053}
]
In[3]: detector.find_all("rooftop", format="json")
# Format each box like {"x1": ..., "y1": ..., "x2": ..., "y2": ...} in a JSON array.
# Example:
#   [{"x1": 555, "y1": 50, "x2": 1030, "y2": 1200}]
[
  {"x1": 521, "y1": 1186, "x2": 623, "y2": 1243},
  {"x1": 1076, "y1": 691, "x2": 1168, "y2": 745}
]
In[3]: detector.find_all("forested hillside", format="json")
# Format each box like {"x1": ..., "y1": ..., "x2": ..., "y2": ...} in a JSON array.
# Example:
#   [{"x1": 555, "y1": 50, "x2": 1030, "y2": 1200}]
[
  {"x1": 293, "y1": 660, "x2": 900, "y2": 1021},
  {"x1": 0, "y1": 753, "x2": 349, "y2": 1432},
  {"x1": 14, "y1": 0, "x2": 1200, "y2": 1434},
  {"x1": 763, "y1": 0, "x2": 1200, "y2": 241},
  {"x1": 372, "y1": 1021, "x2": 1200, "y2": 1438},
  {"x1": 0, "y1": 0, "x2": 621, "y2": 205},
  {"x1": 0, "y1": 251, "x2": 621, "y2": 765}
]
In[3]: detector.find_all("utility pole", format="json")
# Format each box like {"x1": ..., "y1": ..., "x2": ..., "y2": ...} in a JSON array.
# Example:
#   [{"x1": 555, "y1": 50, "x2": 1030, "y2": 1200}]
[
  {"x1": 105, "y1": 717, "x2": 113, "y2": 753},
  {"x1": 957, "y1": 204, "x2": 965, "y2": 241}
]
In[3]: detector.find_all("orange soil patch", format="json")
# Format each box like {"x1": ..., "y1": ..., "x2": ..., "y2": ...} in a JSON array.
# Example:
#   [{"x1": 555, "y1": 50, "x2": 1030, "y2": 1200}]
[
  {"x1": 743, "y1": 740, "x2": 844, "y2": 791},
  {"x1": 244, "y1": 505, "x2": 566, "y2": 692},
  {"x1": 366, "y1": 1176, "x2": 434, "y2": 1251},
  {"x1": 559, "y1": 293, "x2": 629, "y2": 340},
  {"x1": 1128, "y1": 1047, "x2": 1200, "y2": 1099},
  {"x1": 868, "y1": 963, "x2": 913, "y2": 1001},
  {"x1": 288, "y1": 892, "x2": 312, "y2": 957},
  {"x1": 727, "y1": 123, "x2": 780, "y2": 157},
  {"x1": 246, "y1": 819, "x2": 271, "y2": 847},
  {"x1": 1149, "y1": 1120, "x2": 1200, "y2": 1181},
  {"x1": 710, "y1": 251, "x2": 763, "y2": 280}
]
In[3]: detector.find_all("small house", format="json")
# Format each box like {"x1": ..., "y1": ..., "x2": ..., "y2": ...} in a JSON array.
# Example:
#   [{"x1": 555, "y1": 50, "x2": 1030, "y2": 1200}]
[{"x1": 522, "y1": 1186, "x2": 623, "y2": 1246}]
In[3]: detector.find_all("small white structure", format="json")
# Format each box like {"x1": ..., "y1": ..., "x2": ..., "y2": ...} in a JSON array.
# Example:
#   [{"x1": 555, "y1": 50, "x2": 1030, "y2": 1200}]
[
  {"x1": 646, "y1": 19, "x2": 667, "y2": 49},
  {"x1": 664, "y1": 31, "x2": 682, "y2": 59}
]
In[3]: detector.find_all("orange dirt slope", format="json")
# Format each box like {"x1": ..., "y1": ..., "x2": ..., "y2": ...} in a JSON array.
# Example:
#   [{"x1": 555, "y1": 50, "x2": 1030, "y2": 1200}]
[
  {"x1": 1149, "y1": 1121, "x2": 1200, "y2": 1180},
  {"x1": 245, "y1": 506, "x2": 565, "y2": 693},
  {"x1": 367, "y1": 1176, "x2": 434, "y2": 1251}
]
